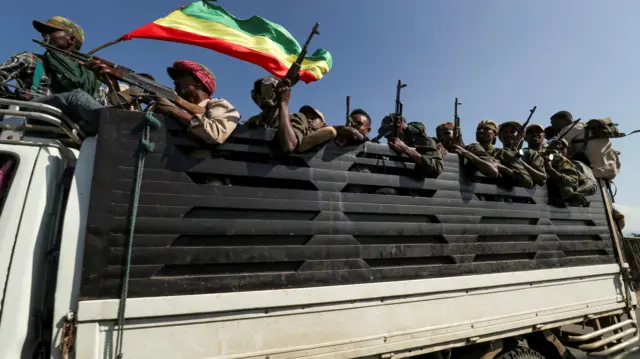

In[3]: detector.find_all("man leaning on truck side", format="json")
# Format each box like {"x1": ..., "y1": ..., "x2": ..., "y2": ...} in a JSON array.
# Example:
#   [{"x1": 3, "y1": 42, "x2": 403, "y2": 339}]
[
  {"x1": 451, "y1": 120, "x2": 500, "y2": 179},
  {"x1": 153, "y1": 60, "x2": 241, "y2": 145}
]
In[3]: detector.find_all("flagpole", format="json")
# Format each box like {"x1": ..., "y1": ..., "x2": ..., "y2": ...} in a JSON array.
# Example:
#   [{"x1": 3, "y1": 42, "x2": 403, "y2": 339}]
[{"x1": 87, "y1": 38, "x2": 125, "y2": 55}]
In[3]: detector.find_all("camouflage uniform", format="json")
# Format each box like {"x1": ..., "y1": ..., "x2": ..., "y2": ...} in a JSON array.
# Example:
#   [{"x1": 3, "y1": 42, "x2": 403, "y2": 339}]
[
  {"x1": 462, "y1": 120, "x2": 499, "y2": 173},
  {"x1": 401, "y1": 122, "x2": 444, "y2": 178},
  {"x1": 545, "y1": 139, "x2": 590, "y2": 206},
  {"x1": 495, "y1": 121, "x2": 535, "y2": 189},
  {"x1": 246, "y1": 111, "x2": 309, "y2": 153},
  {"x1": 246, "y1": 76, "x2": 309, "y2": 153}
]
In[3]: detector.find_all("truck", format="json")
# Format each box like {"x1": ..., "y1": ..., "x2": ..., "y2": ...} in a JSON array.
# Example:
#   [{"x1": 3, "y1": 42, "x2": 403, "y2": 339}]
[{"x1": 0, "y1": 97, "x2": 638, "y2": 359}]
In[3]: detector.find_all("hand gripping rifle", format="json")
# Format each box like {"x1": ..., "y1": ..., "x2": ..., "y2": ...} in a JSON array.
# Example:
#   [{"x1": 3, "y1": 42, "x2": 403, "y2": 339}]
[
  {"x1": 33, "y1": 39, "x2": 206, "y2": 115},
  {"x1": 283, "y1": 23, "x2": 320, "y2": 86}
]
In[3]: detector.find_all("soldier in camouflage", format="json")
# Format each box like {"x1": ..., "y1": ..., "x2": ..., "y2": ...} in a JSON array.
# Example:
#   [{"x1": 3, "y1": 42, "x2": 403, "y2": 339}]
[
  {"x1": 245, "y1": 76, "x2": 311, "y2": 154},
  {"x1": 387, "y1": 121, "x2": 444, "y2": 178},
  {"x1": 434, "y1": 122, "x2": 456, "y2": 155},
  {"x1": 543, "y1": 139, "x2": 591, "y2": 207},
  {"x1": 452, "y1": 120, "x2": 500, "y2": 179},
  {"x1": 496, "y1": 121, "x2": 544, "y2": 187}
]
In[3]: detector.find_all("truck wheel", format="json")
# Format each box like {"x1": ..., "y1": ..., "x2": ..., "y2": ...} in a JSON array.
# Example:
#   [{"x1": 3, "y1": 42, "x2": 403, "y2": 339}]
[{"x1": 495, "y1": 347, "x2": 546, "y2": 359}]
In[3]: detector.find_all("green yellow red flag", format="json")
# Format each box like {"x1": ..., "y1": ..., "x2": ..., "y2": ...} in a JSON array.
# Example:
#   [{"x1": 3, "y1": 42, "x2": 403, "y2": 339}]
[{"x1": 120, "y1": 1, "x2": 332, "y2": 83}]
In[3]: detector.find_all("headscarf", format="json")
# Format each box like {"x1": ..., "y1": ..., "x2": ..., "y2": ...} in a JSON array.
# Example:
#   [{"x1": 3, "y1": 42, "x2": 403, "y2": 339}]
[
  {"x1": 44, "y1": 51, "x2": 100, "y2": 96},
  {"x1": 167, "y1": 60, "x2": 216, "y2": 95}
]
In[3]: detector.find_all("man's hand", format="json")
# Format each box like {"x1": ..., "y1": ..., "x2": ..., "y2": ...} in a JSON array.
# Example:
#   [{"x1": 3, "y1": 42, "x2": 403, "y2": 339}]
[
  {"x1": 335, "y1": 126, "x2": 364, "y2": 147},
  {"x1": 18, "y1": 92, "x2": 35, "y2": 101},
  {"x1": 84, "y1": 58, "x2": 125, "y2": 79},
  {"x1": 452, "y1": 144, "x2": 469, "y2": 157},
  {"x1": 436, "y1": 142, "x2": 448, "y2": 156},
  {"x1": 388, "y1": 137, "x2": 409, "y2": 153},
  {"x1": 277, "y1": 79, "x2": 291, "y2": 105}
]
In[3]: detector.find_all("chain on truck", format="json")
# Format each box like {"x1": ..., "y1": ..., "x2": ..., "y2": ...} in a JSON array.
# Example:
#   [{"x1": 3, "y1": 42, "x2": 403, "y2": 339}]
[{"x1": 0, "y1": 87, "x2": 639, "y2": 359}]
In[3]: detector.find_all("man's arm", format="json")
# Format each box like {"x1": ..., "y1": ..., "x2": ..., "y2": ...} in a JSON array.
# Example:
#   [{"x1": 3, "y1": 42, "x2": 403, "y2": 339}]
[
  {"x1": 575, "y1": 161, "x2": 597, "y2": 196},
  {"x1": 0, "y1": 52, "x2": 38, "y2": 99},
  {"x1": 188, "y1": 99, "x2": 241, "y2": 144},
  {"x1": 454, "y1": 144, "x2": 499, "y2": 178},
  {"x1": 335, "y1": 126, "x2": 367, "y2": 146},
  {"x1": 521, "y1": 152, "x2": 547, "y2": 186},
  {"x1": 388, "y1": 138, "x2": 443, "y2": 178}
]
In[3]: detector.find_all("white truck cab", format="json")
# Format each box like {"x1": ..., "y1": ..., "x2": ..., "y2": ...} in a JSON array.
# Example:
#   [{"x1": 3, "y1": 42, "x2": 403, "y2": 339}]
[{"x1": 0, "y1": 98, "x2": 638, "y2": 359}]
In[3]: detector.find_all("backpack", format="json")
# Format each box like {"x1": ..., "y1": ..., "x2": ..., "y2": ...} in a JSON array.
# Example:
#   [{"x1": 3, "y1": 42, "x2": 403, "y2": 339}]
[{"x1": 584, "y1": 118, "x2": 622, "y2": 139}]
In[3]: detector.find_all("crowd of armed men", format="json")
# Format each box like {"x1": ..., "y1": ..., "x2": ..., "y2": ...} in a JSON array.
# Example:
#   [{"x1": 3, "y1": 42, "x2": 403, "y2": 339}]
[{"x1": 0, "y1": 16, "x2": 626, "y2": 225}]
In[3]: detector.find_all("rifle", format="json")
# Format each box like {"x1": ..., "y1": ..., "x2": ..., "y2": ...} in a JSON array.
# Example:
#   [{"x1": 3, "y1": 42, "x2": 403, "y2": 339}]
[
  {"x1": 33, "y1": 39, "x2": 206, "y2": 115},
  {"x1": 346, "y1": 95, "x2": 351, "y2": 124},
  {"x1": 393, "y1": 79, "x2": 407, "y2": 138},
  {"x1": 453, "y1": 97, "x2": 462, "y2": 146},
  {"x1": 540, "y1": 118, "x2": 581, "y2": 159},
  {"x1": 516, "y1": 105, "x2": 537, "y2": 150},
  {"x1": 283, "y1": 23, "x2": 320, "y2": 86}
]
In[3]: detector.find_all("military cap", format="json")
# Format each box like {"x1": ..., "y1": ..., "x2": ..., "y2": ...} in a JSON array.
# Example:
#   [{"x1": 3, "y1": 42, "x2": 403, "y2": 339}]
[
  {"x1": 168, "y1": 60, "x2": 217, "y2": 95},
  {"x1": 436, "y1": 122, "x2": 455, "y2": 132},
  {"x1": 477, "y1": 120, "x2": 499, "y2": 133},
  {"x1": 525, "y1": 124, "x2": 545, "y2": 134},
  {"x1": 498, "y1": 121, "x2": 523, "y2": 134},
  {"x1": 550, "y1": 110, "x2": 573, "y2": 121},
  {"x1": 33, "y1": 16, "x2": 84, "y2": 43},
  {"x1": 299, "y1": 105, "x2": 325, "y2": 123},
  {"x1": 405, "y1": 122, "x2": 427, "y2": 136}
]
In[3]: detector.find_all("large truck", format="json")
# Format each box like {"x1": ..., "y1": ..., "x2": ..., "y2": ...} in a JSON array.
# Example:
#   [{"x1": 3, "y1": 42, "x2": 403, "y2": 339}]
[{"x1": 0, "y1": 98, "x2": 637, "y2": 359}]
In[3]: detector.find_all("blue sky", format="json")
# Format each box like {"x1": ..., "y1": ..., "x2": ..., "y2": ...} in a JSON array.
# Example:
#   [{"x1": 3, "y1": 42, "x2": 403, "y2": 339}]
[{"x1": 3, "y1": 1, "x2": 640, "y2": 233}]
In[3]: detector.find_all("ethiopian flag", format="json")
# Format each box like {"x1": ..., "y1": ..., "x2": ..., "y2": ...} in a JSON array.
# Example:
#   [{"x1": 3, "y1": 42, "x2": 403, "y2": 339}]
[{"x1": 120, "y1": 1, "x2": 332, "y2": 83}]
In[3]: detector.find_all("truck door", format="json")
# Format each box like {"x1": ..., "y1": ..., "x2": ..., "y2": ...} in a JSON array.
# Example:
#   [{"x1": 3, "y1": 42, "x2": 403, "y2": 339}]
[{"x1": 0, "y1": 145, "x2": 38, "y2": 315}]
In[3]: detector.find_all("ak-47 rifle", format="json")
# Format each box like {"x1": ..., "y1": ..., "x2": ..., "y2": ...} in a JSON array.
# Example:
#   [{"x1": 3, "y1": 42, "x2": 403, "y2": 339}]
[
  {"x1": 283, "y1": 23, "x2": 320, "y2": 86},
  {"x1": 33, "y1": 39, "x2": 206, "y2": 115},
  {"x1": 453, "y1": 97, "x2": 462, "y2": 146},
  {"x1": 517, "y1": 105, "x2": 537, "y2": 150},
  {"x1": 393, "y1": 79, "x2": 407, "y2": 138}
]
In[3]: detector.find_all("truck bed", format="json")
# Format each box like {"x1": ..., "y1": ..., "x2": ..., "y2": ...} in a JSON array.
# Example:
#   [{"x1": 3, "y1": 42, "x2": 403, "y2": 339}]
[{"x1": 65, "y1": 109, "x2": 630, "y2": 358}]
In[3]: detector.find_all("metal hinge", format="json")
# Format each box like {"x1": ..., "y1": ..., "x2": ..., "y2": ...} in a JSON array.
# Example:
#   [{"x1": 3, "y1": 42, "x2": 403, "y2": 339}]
[{"x1": 61, "y1": 312, "x2": 76, "y2": 359}]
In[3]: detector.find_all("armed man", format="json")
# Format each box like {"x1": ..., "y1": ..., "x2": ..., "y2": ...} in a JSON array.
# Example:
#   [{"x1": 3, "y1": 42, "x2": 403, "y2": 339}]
[
  {"x1": 434, "y1": 122, "x2": 456, "y2": 155},
  {"x1": 452, "y1": 120, "x2": 500, "y2": 179},
  {"x1": 150, "y1": 60, "x2": 240, "y2": 145},
  {"x1": 383, "y1": 118, "x2": 444, "y2": 178},
  {"x1": 524, "y1": 124, "x2": 547, "y2": 152},
  {"x1": 490, "y1": 121, "x2": 537, "y2": 188},
  {"x1": 0, "y1": 16, "x2": 105, "y2": 134},
  {"x1": 334, "y1": 109, "x2": 372, "y2": 147},
  {"x1": 543, "y1": 139, "x2": 593, "y2": 207},
  {"x1": 245, "y1": 76, "x2": 312, "y2": 153}
]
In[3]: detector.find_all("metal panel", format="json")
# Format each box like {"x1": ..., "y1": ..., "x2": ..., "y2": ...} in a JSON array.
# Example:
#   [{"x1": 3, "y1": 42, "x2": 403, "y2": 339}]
[{"x1": 80, "y1": 109, "x2": 616, "y2": 299}]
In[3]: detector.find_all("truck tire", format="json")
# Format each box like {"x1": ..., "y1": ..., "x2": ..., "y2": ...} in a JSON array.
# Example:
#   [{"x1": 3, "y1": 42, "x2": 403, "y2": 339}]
[{"x1": 495, "y1": 347, "x2": 546, "y2": 359}]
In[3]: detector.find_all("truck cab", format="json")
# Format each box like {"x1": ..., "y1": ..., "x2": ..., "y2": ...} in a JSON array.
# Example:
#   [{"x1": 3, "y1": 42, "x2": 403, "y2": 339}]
[{"x1": 0, "y1": 99, "x2": 638, "y2": 359}]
